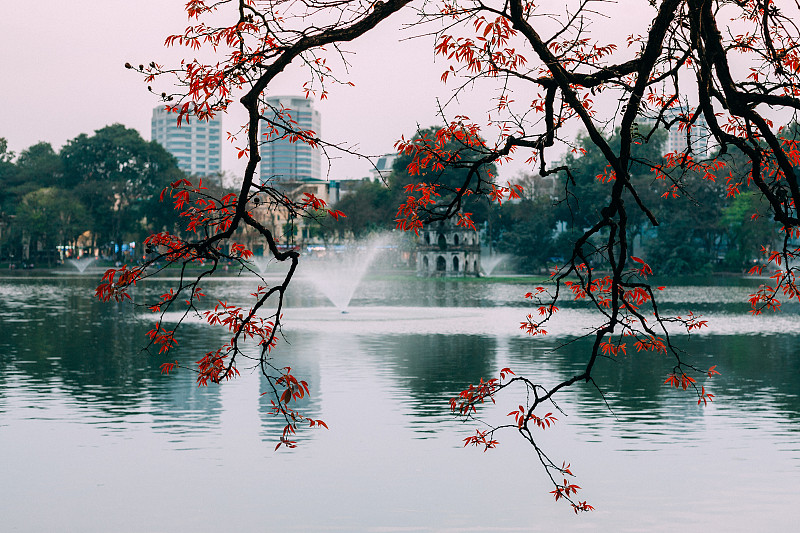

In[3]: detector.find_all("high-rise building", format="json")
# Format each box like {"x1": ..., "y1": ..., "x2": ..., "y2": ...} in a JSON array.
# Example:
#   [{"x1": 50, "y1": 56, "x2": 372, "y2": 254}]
[
  {"x1": 151, "y1": 105, "x2": 222, "y2": 178},
  {"x1": 260, "y1": 96, "x2": 322, "y2": 183},
  {"x1": 637, "y1": 106, "x2": 711, "y2": 158}
]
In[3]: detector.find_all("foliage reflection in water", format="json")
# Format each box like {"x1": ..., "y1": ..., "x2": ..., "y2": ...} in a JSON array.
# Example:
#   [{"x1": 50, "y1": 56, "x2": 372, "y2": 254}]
[{"x1": 1, "y1": 274, "x2": 799, "y2": 531}]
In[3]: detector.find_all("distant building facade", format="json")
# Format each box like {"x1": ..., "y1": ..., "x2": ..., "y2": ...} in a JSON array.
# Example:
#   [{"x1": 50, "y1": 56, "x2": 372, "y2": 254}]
[
  {"x1": 637, "y1": 106, "x2": 711, "y2": 158},
  {"x1": 151, "y1": 105, "x2": 222, "y2": 179},
  {"x1": 416, "y1": 219, "x2": 481, "y2": 277},
  {"x1": 238, "y1": 179, "x2": 341, "y2": 254},
  {"x1": 370, "y1": 153, "x2": 398, "y2": 182},
  {"x1": 260, "y1": 96, "x2": 322, "y2": 183}
]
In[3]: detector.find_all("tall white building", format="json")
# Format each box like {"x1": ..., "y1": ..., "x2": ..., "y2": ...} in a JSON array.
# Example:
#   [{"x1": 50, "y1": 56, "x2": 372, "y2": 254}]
[
  {"x1": 260, "y1": 96, "x2": 322, "y2": 183},
  {"x1": 637, "y1": 107, "x2": 711, "y2": 158},
  {"x1": 151, "y1": 105, "x2": 222, "y2": 178}
]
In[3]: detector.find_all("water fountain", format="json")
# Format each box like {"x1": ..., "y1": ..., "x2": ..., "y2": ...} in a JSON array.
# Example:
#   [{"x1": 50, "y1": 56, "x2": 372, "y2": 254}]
[
  {"x1": 68, "y1": 257, "x2": 95, "y2": 273},
  {"x1": 249, "y1": 255, "x2": 273, "y2": 274},
  {"x1": 481, "y1": 253, "x2": 510, "y2": 276},
  {"x1": 302, "y1": 234, "x2": 393, "y2": 312}
]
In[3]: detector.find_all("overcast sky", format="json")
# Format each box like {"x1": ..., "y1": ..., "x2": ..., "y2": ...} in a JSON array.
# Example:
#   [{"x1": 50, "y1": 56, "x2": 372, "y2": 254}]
[{"x1": 1, "y1": 1, "x2": 657, "y2": 182}]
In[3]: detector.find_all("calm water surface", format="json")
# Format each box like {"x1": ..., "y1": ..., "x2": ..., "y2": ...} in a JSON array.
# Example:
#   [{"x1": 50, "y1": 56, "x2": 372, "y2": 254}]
[{"x1": 1, "y1": 271, "x2": 799, "y2": 531}]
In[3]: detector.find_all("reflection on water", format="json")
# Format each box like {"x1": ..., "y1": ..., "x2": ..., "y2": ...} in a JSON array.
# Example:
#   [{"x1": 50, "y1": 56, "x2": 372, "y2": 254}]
[
  {"x1": 363, "y1": 334, "x2": 498, "y2": 432},
  {"x1": 1, "y1": 274, "x2": 799, "y2": 531}
]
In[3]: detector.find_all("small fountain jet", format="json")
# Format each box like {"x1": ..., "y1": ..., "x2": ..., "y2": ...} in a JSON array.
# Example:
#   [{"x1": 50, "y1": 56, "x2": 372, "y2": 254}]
[
  {"x1": 68, "y1": 257, "x2": 95, "y2": 274},
  {"x1": 303, "y1": 234, "x2": 392, "y2": 312}
]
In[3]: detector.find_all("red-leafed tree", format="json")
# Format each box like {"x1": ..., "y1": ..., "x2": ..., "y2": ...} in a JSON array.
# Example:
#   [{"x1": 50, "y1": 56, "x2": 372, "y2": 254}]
[{"x1": 100, "y1": 0, "x2": 800, "y2": 512}]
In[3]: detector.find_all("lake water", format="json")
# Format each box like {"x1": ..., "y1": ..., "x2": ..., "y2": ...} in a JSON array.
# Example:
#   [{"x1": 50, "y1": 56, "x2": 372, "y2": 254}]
[{"x1": 1, "y1": 271, "x2": 799, "y2": 531}]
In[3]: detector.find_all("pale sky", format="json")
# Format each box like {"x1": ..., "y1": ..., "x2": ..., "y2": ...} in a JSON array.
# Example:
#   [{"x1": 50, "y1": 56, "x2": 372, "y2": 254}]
[{"x1": 1, "y1": 1, "x2": 656, "y2": 182}]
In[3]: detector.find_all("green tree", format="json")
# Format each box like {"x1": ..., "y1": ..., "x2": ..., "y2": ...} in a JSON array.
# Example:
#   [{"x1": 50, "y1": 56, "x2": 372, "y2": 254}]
[
  {"x1": 332, "y1": 179, "x2": 394, "y2": 238},
  {"x1": 496, "y1": 196, "x2": 557, "y2": 271},
  {"x1": 721, "y1": 191, "x2": 778, "y2": 270},
  {"x1": 644, "y1": 172, "x2": 727, "y2": 274},
  {"x1": 555, "y1": 129, "x2": 666, "y2": 249},
  {"x1": 0, "y1": 138, "x2": 17, "y2": 215},
  {"x1": 61, "y1": 124, "x2": 184, "y2": 256},
  {"x1": 14, "y1": 188, "x2": 89, "y2": 265},
  {"x1": 16, "y1": 142, "x2": 63, "y2": 188},
  {"x1": 0, "y1": 142, "x2": 67, "y2": 222},
  {"x1": 0, "y1": 138, "x2": 12, "y2": 164}
]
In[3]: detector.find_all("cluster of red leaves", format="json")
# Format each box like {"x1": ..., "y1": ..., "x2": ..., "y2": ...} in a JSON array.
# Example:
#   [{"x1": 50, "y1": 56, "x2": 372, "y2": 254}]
[
  {"x1": 457, "y1": 369, "x2": 518, "y2": 452},
  {"x1": 548, "y1": 36, "x2": 617, "y2": 67},
  {"x1": 596, "y1": 166, "x2": 616, "y2": 184},
  {"x1": 508, "y1": 405, "x2": 557, "y2": 430},
  {"x1": 550, "y1": 479, "x2": 582, "y2": 503},
  {"x1": 664, "y1": 372, "x2": 696, "y2": 390},
  {"x1": 301, "y1": 192, "x2": 346, "y2": 221},
  {"x1": 149, "y1": 286, "x2": 330, "y2": 440},
  {"x1": 450, "y1": 376, "x2": 499, "y2": 415},
  {"x1": 630, "y1": 256, "x2": 652, "y2": 278},
  {"x1": 519, "y1": 315, "x2": 549, "y2": 336},
  {"x1": 450, "y1": 367, "x2": 515, "y2": 415},
  {"x1": 748, "y1": 243, "x2": 800, "y2": 314},
  {"x1": 164, "y1": 178, "x2": 240, "y2": 236},
  {"x1": 395, "y1": 120, "x2": 487, "y2": 176},
  {"x1": 95, "y1": 265, "x2": 144, "y2": 303},
  {"x1": 664, "y1": 366, "x2": 719, "y2": 406},
  {"x1": 395, "y1": 183, "x2": 441, "y2": 234},
  {"x1": 633, "y1": 334, "x2": 667, "y2": 354},
  {"x1": 454, "y1": 212, "x2": 476, "y2": 231},
  {"x1": 195, "y1": 349, "x2": 240, "y2": 386},
  {"x1": 488, "y1": 182, "x2": 523, "y2": 204},
  {"x1": 160, "y1": 360, "x2": 179, "y2": 375},
  {"x1": 147, "y1": 325, "x2": 178, "y2": 355},
  {"x1": 200, "y1": 288, "x2": 328, "y2": 444},
  {"x1": 204, "y1": 299, "x2": 276, "y2": 346},
  {"x1": 600, "y1": 341, "x2": 626, "y2": 357},
  {"x1": 393, "y1": 179, "x2": 520, "y2": 235},
  {"x1": 545, "y1": 462, "x2": 591, "y2": 512},
  {"x1": 436, "y1": 14, "x2": 527, "y2": 81},
  {"x1": 265, "y1": 367, "x2": 329, "y2": 450},
  {"x1": 153, "y1": 2, "x2": 274, "y2": 124},
  {"x1": 683, "y1": 311, "x2": 709, "y2": 331},
  {"x1": 463, "y1": 429, "x2": 499, "y2": 451}
]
